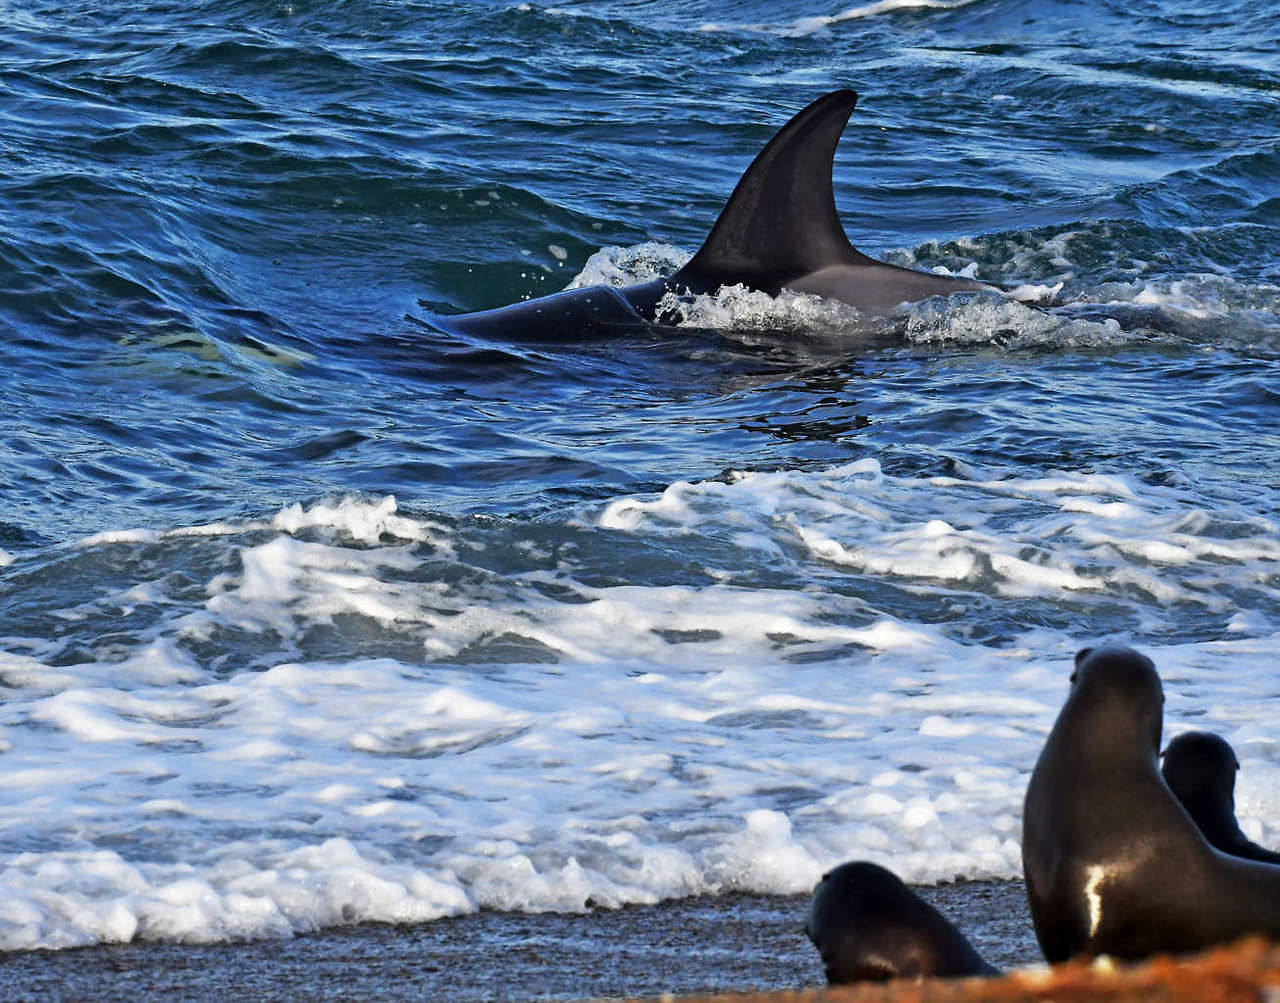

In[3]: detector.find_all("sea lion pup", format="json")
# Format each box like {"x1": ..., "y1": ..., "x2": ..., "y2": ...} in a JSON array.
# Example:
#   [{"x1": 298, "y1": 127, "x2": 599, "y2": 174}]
[
  {"x1": 1162, "y1": 731, "x2": 1280, "y2": 865},
  {"x1": 1023, "y1": 646, "x2": 1280, "y2": 963},
  {"x1": 804, "y1": 860, "x2": 999, "y2": 983}
]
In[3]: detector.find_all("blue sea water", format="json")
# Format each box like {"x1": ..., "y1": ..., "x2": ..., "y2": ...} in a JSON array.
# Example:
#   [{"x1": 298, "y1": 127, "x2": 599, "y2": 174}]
[{"x1": 1, "y1": 0, "x2": 1279, "y2": 953}]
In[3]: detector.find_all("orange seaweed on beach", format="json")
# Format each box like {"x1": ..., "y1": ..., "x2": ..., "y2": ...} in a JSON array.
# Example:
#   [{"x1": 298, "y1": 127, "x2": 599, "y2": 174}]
[{"x1": 652, "y1": 935, "x2": 1280, "y2": 1003}]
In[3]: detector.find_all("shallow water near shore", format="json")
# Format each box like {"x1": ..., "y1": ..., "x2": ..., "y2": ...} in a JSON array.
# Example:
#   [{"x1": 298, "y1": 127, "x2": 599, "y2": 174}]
[
  {"x1": 2, "y1": 882, "x2": 1035, "y2": 1001},
  {"x1": 2, "y1": 0, "x2": 1279, "y2": 962}
]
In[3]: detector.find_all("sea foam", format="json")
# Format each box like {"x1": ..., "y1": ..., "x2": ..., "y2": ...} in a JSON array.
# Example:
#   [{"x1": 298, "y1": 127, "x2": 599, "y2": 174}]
[{"x1": 2, "y1": 460, "x2": 1279, "y2": 950}]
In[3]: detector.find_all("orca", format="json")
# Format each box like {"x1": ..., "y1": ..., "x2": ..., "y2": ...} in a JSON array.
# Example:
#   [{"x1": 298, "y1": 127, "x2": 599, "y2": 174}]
[{"x1": 431, "y1": 90, "x2": 992, "y2": 339}]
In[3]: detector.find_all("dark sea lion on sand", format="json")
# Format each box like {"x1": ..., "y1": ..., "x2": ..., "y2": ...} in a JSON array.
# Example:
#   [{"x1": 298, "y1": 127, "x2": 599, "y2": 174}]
[
  {"x1": 1162, "y1": 730, "x2": 1280, "y2": 865},
  {"x1": 1023, "y1": 645, "x2": 1280, "y2": 963},
  {"x1": 805, "y1": 860, "x2": 999, "y2": 983}
]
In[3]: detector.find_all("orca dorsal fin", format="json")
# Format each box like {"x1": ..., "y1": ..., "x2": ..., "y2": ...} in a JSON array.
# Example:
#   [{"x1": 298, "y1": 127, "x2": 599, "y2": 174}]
[{"x1": 675, "y1": 89, "x2": 871, "y2": 294}]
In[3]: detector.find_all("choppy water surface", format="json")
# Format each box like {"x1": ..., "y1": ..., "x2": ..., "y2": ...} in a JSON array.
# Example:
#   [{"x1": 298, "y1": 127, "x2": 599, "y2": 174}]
[{"x1": 2, "y1": 0, "x2": 1279, "y2": 952}]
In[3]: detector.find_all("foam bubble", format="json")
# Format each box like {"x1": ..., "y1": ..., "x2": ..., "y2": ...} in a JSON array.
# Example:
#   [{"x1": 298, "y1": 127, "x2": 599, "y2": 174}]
[
  {"x1": 904, "y1": 296, "x2": 1132, "y2": 349},
  {"x1": 565, "y1": 242, "x2": 689, "y2": 290},
  {"x1": 654, "y1": 283, "x2": 876, "y2": 336}
]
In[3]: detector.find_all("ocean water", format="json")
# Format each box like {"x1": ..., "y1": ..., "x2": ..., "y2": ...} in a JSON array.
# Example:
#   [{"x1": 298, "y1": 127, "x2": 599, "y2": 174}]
[{"x1": 2, "y1": 0, "x2": 1279, "y2": 954}]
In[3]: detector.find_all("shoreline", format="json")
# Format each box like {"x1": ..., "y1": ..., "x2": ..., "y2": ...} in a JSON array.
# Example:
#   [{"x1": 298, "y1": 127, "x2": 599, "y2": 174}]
[{"x1": 2, "y1": 881, "x2": 1037, "y2": 1001}]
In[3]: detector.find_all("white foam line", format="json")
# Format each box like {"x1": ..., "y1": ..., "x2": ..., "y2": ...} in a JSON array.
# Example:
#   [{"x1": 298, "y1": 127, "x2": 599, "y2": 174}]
[
  {"x1": 2, "y1": 479, "x2": 1279, "y2": 951},
  {"x1": 701, "y1": 0, "x2": 977, "y2": 36}
]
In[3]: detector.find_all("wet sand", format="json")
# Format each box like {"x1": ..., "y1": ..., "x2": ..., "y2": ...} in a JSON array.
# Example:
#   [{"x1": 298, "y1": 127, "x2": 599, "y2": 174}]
[{"x1": 3, "y1": 881, "x2": 1038, "y2": 1001}]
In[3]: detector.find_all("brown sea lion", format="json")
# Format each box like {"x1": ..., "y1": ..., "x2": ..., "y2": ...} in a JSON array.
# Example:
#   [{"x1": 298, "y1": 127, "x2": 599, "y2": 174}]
[
  {"x1": 805, "y1": 860, "x2": 999, "y2": 983},
  {"x1": 1023, "y1": 646, "x2": 1280, "y2": 963},
  {"x1": 1162, "y1": 730, "x2": 1280, "y2": 865}
]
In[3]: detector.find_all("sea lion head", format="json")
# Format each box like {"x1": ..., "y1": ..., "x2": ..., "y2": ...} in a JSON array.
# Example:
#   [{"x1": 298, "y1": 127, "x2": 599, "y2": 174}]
[
  {"x1": 1163, "y1": 731, "x2": 1240, "y2": 804},
  {"x1": 1068, "y1": 646, "x2": 1163, "y2": 757}
]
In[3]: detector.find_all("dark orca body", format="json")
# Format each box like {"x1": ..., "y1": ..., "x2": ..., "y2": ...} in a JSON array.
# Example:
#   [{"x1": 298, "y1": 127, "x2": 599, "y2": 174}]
[
  {"x1": 1162, "y1": 731, "x2": 1280, "y2": 865},
  {"x1": 805, "y1": 861, "x2": 999, "y2": 984},
  {"x1": 1023, "y1": 646, "x2": 1280, "y2": 963},
  {"x1": 432, "y1": 90, "x2": 990, "y2": 340}
]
